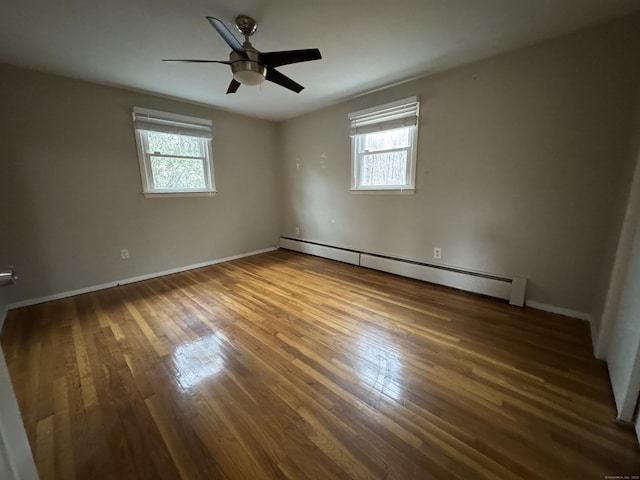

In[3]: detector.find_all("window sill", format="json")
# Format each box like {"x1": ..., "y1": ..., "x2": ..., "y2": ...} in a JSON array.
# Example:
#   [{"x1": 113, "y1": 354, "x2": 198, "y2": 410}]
[
  {"x1": 349, "y1": 188, "x2": 415, "y2": 195},
  {"x1": 143, "y1": 191, "x2": 217, "y2": 198}
]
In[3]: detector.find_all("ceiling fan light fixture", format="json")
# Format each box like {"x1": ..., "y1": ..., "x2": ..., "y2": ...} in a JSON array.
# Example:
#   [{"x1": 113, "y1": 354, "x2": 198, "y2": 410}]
[
  {"x1": 230, "y1": 53, "x2": 267, "y2": 85},
  {"x1": 233, "y1": 68, "x2": 266, "y2": 86}
]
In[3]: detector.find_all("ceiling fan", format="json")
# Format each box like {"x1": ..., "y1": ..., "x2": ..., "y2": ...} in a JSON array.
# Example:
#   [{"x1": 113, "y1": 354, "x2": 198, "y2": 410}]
[{"x1": 164, "y1": 15, "x2": 322, "y2": 94}]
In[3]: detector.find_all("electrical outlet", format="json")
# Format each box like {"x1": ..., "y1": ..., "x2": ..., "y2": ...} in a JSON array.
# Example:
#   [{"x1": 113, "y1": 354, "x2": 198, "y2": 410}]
[
  {"x1": 121, "y1": 249, "x2": 129, "y2": 259},
  {"x1": 433, "y1": 248, "x2": 442, "y2": 259},
  {"x1": 295, "y1": 227, "x2": 300, "y2": 236}
]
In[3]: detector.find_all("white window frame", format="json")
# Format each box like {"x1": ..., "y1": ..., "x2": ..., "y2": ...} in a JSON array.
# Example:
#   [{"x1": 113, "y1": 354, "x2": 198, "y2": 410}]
[
  {"x1": 349, "y1": 97, "x2": 420, "y2": 194},
  {"x1": 132, "y1": 107, "x2": 216, "y2": 197}
]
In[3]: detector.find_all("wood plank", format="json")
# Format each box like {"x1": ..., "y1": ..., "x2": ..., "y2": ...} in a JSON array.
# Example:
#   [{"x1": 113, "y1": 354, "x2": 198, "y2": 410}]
[
  {"x1": 52, "y1": 376, "x2": 75, "y2": 479},
  {"x1": 1, "y1": 250, "x2": 639, "y2": 479}
]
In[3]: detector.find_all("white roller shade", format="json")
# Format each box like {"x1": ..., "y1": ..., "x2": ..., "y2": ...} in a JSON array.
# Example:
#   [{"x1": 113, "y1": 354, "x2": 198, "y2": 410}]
[
  {"x1": 349, "y1": 97, "x2": 419, "y2": 136},
  {"x1": 133, "y1": 107, "x2": 213, "y2": 140}
]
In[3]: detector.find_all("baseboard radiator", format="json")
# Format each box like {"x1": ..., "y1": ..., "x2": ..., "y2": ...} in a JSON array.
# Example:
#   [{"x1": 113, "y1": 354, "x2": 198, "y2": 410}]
[{"x1": 279, "y1": 237, "x2": 526, "y2": 307}]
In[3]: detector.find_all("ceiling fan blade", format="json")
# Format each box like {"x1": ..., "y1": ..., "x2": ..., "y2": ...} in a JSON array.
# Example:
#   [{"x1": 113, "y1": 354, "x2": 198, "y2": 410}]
[
  {"x1": 266, "y1": 68, "x2": 304, "y2": 93},
  {"x1": 206, "y1": 16, "x2": 245, "y2": 54},
  {"x1": 261, "y1": 49, "x2": 322, "y2": 68},
  {"x1": 163, "y1": 59, "x2": 231, "y2": 64},
  {"x1": 227, "y1": 79, "x2": 241, "y2": 94}
]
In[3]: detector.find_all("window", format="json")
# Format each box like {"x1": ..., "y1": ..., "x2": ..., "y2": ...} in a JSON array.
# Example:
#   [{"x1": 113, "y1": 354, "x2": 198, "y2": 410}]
[
  {"x1": 349, "y1": 97, "x2": 420, "y2": 193},
  {"x1": 132, "y1": 107, "x2": 215, "y2": 197}
]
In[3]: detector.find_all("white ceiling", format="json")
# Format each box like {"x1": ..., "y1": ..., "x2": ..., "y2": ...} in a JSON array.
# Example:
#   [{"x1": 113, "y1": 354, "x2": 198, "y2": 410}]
[{"x1": 1, "y1": 0, "x2": 639, "y2": 121}]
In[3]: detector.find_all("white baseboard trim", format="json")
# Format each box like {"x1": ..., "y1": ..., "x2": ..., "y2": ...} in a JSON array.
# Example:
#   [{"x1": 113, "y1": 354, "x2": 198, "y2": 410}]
[
  {"x1": 525, "y1": 299, "x2": 592, "y2": 322},
  {"x1": 7, "y1": 247, "x2": 277, "y2": 310}
]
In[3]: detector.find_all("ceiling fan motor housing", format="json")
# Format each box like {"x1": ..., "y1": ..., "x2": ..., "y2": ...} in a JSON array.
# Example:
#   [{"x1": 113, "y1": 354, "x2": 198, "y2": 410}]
[{"x1": 230, "y1": 47, "x2": 266, "y2": 85}]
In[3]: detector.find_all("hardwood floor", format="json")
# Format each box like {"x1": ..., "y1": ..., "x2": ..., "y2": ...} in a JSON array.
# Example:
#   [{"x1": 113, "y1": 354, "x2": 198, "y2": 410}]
[{"x1": 2, "y1": 250, "x2": 639, "y2": 479}]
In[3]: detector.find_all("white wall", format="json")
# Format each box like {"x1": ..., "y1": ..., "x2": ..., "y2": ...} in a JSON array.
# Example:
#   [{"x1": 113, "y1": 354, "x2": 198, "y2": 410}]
[
  {"x1": 0, "y1": 290, "x2": 7, "y2": 332},
  {"x1": 606, "y1": 205, "x2": 640, "y2": 421},
  {"x1": 0, "y1": 289, "x2": 39, "y2": 480},
  {"x1": 596, "y1": 124, "x2": 640, "y2": 428},
  {"x1": 0, "y1": 65, "x2": 281, "y2": 305},
  {"x1": 279, "y1": 14, "x2": 640, "y2": 319}
]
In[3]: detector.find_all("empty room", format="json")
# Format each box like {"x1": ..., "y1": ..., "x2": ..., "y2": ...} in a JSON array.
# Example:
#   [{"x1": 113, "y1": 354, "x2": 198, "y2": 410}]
[{"x1": 1, "y1": 1, "x2": 640, "y2": 478}]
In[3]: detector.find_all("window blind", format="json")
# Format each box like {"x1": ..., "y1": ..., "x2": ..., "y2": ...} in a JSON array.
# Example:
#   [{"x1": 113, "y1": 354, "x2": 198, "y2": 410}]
[
  {"x1": 132, "y1": 107, "x2": 213, "y2": 140},
  {"x1": 348, "y1": 97, "x2": 419, "y2": 136}
]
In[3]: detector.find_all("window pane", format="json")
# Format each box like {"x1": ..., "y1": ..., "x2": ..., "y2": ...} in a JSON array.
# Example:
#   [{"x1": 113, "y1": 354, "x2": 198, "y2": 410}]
[
  {"x1": 147, "y1": 131, "x2": 203, "y2": 157},
  {"x1": 363, "y1": 128, "x2": 410, "y2": 152},
  {"x1": 150, "y1": 156, "x2": 205, "y2": 189},
  {"x1": 360, "y1": 151, "x2": 407, "y2": 186}
]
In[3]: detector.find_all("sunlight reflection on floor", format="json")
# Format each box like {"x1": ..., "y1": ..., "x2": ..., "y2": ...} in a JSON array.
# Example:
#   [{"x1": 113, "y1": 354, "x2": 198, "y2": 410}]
[
  {"x1": 354, "y1": 336, "x2": 404, "y2": 403},
  {"x1": 172, "y1": 331, "x2": 227, "y2": 390}
]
